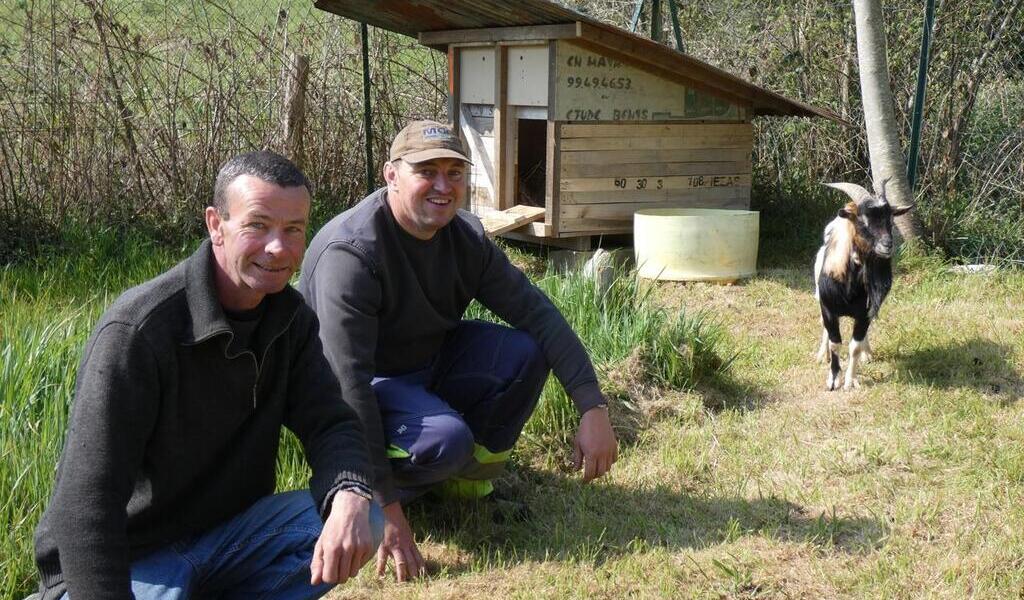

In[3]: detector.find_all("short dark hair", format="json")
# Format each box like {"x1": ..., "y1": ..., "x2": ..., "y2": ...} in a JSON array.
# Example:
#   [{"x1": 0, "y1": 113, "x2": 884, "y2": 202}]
[{"x1": 213, "y1": 151, "x2": 311, "y2": 217}]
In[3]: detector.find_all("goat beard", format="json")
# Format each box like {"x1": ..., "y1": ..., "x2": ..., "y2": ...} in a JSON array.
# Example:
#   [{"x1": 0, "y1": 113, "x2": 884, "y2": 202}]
[{"x1": 863, "y1": 254, "x2": 893, "y2": 319}]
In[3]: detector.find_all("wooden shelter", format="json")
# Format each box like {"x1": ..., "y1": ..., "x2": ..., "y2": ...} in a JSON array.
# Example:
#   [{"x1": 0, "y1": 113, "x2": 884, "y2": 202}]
[{"x1": 315, "y1": 0, "x2": 838, "y2": 247}]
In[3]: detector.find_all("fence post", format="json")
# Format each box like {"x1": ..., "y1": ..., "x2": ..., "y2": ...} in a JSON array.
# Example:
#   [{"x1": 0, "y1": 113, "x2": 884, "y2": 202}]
[
  {"x1": 361, "y1": 22, "x2": 375, "y2": 195},
  {"x1": 667, "y1": 0, "x2": 684, "y2": 52},
  {"x1": 282, "y1": 52, "x2": 309, "y2": 168},
  {"x1": 906, "y1": 0, "x2": 935, "y2": 193},
  {"x1": 650, "y1": 0, "x2": 663, "y2": 43}
]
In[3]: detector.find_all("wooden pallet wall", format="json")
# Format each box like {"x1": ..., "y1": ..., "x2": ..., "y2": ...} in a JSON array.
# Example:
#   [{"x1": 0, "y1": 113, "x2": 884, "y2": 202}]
[{"x1": 555, "y1": 122, "x2": 753, "y2": 234}]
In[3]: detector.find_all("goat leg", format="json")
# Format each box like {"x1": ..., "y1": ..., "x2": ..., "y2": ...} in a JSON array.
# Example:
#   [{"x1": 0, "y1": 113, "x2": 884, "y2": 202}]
[
  {"x1": 822, "y1": 313, "x2": 843, "y2": 391},
  {"x1": 860, "y1": 331, "x2": 873, "y2": 363},
  {"x1": 844, "y1": 319, "x2": 872, "y2": 390},
  {"x1": 844, "y1": 339, "x2": 863, "y2": 390},
  {"x1": 816, "y1": 327, "x2": 830, "y2": 363}
]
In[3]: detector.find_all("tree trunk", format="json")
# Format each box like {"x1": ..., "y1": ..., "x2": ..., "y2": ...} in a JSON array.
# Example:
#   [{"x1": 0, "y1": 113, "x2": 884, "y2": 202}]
[{"x1": 852, "y1": 0, "x2": 923, "y2": 242}]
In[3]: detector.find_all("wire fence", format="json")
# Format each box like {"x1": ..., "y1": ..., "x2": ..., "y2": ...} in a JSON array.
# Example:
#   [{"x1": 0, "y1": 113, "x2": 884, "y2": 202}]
[
  {"x1": 1, "y1": 0, "x2": 1021, "y2": 261},
  {"x1": 0, "y1": 0, "x2": 445, "y2": 255}
]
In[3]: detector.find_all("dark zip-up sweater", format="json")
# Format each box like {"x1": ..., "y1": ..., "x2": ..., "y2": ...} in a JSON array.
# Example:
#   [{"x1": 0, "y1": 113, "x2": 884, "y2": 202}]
[
  {"x1": 33, "y1": 240, "x2": 372, "y2": 600},
  {"x1": 299, "y1": 189, "x2": 603, "y2": 505}
]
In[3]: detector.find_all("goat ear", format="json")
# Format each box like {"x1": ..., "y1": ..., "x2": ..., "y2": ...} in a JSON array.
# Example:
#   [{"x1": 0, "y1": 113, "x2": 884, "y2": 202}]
[
  {"x1": 892, "y1": 204, "x2": 915, "y2": 216},
  {"x1": 838, "y1": 207, "x2": 853, "y2": 219}
]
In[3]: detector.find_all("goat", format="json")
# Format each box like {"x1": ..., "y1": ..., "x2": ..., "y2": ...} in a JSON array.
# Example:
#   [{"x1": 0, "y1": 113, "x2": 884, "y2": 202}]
[{"x1": 814, "y1": 180, "x2": 913, "y2": 391}]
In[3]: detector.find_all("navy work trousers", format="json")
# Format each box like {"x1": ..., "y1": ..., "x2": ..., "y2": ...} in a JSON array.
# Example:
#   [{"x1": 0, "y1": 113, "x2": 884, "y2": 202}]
[{"x1": 371, "y1": 320, "x2": 550, "y2": 502}]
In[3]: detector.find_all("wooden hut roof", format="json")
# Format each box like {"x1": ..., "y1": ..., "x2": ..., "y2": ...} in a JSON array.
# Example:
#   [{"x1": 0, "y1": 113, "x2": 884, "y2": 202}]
[{"x1": 313, "y1": 0, "x2": 839, "y2": 120}]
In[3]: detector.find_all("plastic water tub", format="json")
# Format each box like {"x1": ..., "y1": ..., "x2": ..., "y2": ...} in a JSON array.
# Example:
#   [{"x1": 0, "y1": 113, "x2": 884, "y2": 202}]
[{"x1": 634, "y1": 208, "x2": 759, "y2": 282}]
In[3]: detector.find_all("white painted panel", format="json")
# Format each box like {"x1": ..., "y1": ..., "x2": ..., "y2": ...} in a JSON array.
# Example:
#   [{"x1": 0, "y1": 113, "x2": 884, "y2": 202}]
[
  {"x1": 507, "y1": 45, "x2": 549, "y2": 107},
  {"x1": 460, "y1": 47, "x2": 496, "y2": 105},
  {"x1": 516, "y1": 106, "x2": 548, "y2": 120},
  {"x1": 554, "y1": 41, "x2": 740, "y2": 122}
]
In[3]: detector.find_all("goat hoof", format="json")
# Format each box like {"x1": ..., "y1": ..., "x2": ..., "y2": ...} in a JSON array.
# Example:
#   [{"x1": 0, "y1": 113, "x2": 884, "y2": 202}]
[
  {"x1": 843, "y1": 379, "x2": 860, "y2": 391},
  {"x1": 826, "y1": 375, "x2": 840, "y2": 391}
]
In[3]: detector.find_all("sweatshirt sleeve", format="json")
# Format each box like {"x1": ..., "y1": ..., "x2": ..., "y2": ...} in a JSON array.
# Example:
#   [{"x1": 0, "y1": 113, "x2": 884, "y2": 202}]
[
  {"x1": 300, "y1": 242, "x2": 399, "y2": 504},
  {"x1": 473, "y1": 238, "x2": 605, "y2": 414},
  {"x1": 284, "y1": 308, "x2": 374, "y2": 517},
  {"x1": 47, "y1": 321, "x2": 160, "y2": 600}
]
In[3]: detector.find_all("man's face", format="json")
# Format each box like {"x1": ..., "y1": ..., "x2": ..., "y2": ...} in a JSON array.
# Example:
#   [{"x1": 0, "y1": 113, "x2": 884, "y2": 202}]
[
  {"x1": 384, "y1": 157, "x2": 467, "y2": 240},
  {"x1": 206, "y1": 175, "x2": 310, "y2": 309}
]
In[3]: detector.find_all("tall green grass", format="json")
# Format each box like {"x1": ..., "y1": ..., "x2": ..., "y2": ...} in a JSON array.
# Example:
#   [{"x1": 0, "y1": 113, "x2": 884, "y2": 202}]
[
  {"x1": 466, "y1": 269, "x2": 737, "y2": 458},
  {"x1": 0, "y1": 230, "x2": 187, "y2": 597}
]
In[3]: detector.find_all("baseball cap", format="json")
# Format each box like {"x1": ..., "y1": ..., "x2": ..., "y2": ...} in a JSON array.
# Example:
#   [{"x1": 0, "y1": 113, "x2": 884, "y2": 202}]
[{"x1": 389, "y1": 120, "x2": 473, "y2": 164}]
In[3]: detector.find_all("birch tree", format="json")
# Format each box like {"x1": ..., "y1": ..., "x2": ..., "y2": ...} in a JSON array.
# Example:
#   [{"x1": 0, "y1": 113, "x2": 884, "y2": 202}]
[{"x1": 852, "y1": 0, "x2": 923, "y2": 241}]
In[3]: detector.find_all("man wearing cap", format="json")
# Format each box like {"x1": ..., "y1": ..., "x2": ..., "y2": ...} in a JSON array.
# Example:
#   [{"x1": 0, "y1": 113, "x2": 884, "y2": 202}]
[{"x1": 300, "y1": 120, "x2": 617, "y2": 581}]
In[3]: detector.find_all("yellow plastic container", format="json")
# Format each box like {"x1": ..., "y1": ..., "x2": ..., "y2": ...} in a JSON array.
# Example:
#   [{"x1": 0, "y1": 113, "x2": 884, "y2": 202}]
[{"x1": 634, "y1": 208, "x2": 759, "y2": 282}]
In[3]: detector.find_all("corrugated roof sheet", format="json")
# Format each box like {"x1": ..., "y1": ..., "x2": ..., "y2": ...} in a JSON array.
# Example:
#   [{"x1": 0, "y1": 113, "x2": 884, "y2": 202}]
[
  {"x1": 313, "y1": 0, "x2": 839, "y2": 120},
  {"x1": 314, "y1": 0, "x2": 595, "y2": 36}
]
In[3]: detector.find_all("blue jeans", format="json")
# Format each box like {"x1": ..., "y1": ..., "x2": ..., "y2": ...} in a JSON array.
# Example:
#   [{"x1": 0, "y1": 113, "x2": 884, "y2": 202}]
[
  {"x1": 373, "y1": 321, "x2": 550, "y2": 502},
  {"x1": 60, "y1": 490, "x2": 384, "y2": 600}
]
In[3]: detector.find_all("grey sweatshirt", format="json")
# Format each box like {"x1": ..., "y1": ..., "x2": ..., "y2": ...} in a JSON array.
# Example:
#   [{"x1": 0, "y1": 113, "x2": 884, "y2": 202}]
[
  {"x1": 299, "y1": 189, "x2": 603, "y2": 504},
  {"x1": 33, "y1": 240, "x2": 372, "y2": 600}
]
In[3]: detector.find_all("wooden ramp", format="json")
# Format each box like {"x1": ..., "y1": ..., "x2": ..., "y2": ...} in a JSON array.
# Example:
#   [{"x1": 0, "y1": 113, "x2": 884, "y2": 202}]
[{"x1": 479, "y1": 205, "x2": 546, "y2": 237}]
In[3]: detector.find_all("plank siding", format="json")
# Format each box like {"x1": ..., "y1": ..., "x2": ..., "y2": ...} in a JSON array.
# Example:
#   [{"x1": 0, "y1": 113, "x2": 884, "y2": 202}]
[
  {"x1": 561, "y1": 174, "x2": 751, "y2": 194},
  {"x1": 561, "y1": 123, "x2": 751, "y2": 138},
  {"x1": 560, "y1": 147, "x2": 751, "y2": 165},
  {"x1": 561, "y1": 160, "x2": 749, "y2": 178},
  {"x1": 554, "y1": 121, "x2": 753, "y2": 235},
  {"x1": 559, "y1": 195, "x2": 749, "y2": 233},
  {"x1": 561, "y1": 186, "x2": 749, "y2": 206},
  {"x1": 560, "y1": 135, "x2": 751, "y2": 151}
]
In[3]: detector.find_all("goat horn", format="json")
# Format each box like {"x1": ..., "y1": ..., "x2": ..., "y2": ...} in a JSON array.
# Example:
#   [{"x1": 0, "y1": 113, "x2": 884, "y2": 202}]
[
  {"x1": 823, "y1": 182, "x2": 873, "y2": 204},
  {"x1": 875, "y1": 177, "x2": 892, "y2": 202}
]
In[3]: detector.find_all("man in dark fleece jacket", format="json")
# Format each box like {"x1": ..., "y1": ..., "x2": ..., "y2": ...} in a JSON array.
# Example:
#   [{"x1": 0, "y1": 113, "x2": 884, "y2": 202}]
[
  {"x1": 31, "y1": 151, "x2": 381, "y2": 600},
  {"x1": 299, "y1": 120, "x2": 618, "y2": 582}
]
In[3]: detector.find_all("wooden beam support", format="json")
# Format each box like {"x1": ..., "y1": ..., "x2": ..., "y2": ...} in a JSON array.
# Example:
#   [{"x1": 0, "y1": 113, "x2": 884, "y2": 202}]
[
  {"x1": 420, "y1": 23, "x2": 580, "y2": 46},
  {"x1": 546, "y1": 42, "x2": 561, "y2": 235},
  {"x1": 480, "y1": 205, "x2": 546, "y2": 236},
  {"x1": 494, "y1": 45, "x2": 509, "y2": 209}
]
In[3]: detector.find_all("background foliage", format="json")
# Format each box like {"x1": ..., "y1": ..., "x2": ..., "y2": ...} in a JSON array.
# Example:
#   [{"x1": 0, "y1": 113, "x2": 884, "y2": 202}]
[{"x1": 1, "y1": 0, "x2": 1022, "y2": 263}]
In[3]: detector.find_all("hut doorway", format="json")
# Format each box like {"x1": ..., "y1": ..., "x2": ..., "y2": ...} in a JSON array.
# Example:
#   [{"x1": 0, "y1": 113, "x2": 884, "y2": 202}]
[{"x1": 515, "y1": 118, "x2": 547, "y2": 208}]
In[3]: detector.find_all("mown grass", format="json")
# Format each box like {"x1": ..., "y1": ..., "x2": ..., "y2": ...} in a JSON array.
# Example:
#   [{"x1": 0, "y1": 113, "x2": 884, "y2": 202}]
[
  {"x1": 330, "y1": 249, "x2": 1024, "y2": 598},
  {"x1": 0, "y1": 232, "x2": 736, "y2": 599}
]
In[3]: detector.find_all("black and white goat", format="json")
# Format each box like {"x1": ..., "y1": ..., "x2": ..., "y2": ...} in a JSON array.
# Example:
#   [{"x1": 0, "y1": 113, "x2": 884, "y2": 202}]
[{"x1": 814, "y1": 180, "x2": 913, "y2": 391}]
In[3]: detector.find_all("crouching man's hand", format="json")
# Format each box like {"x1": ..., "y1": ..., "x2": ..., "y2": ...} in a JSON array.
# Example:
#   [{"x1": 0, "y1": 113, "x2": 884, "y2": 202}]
[
  {"x1": 376, "y1": 501, "x2": 426, "y2": 582},
  {"x1": 311, "y1": 489, "x2": 374, "y2": 585},
  {"x1": 573, "y1": 403, "x2": 618, "y2": 481}
]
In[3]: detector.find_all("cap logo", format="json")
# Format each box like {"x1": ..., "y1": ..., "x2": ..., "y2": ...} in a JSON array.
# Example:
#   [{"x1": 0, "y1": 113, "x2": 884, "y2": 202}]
[{"x1": 422, "y1": 126, "x2": 452, "y2": 140}]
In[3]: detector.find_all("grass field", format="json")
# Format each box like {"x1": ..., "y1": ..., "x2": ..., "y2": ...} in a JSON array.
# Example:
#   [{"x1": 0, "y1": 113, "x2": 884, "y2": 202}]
[
  {"x1": 326, "y1": 251, "x2": 1024, "y2": 599},
  {"x1": 2, "y1": 235, "x2": 1023, "y2": 599}
]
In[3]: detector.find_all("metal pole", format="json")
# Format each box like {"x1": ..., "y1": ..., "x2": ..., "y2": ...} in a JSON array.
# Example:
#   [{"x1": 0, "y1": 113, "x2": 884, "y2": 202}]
[
  {"x1": 650, "y1": 0, "x2": 663, "y2": 42},
  {"x1": 630, "y1": 0, "x2": 645, "y2": 33},
  {"x1": 361, "y1": 22, "x2": 375, "y2": 195},
  {"x1": 906, "y1": 0, "x2": 935, "y2": 193},
  {"x1": 667, "y1": 0, "x2": 684, "y2": 51}
]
